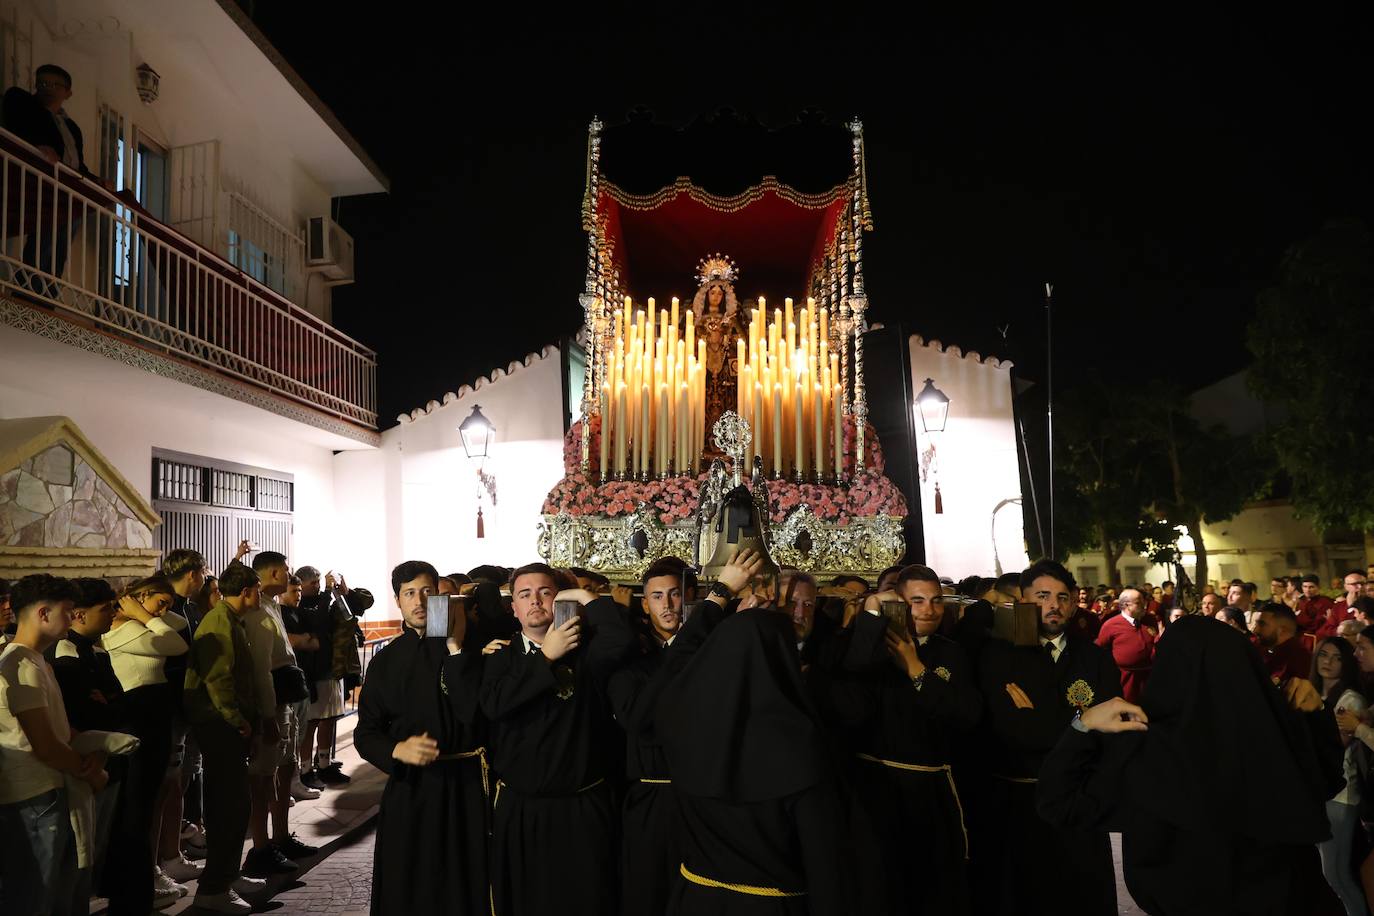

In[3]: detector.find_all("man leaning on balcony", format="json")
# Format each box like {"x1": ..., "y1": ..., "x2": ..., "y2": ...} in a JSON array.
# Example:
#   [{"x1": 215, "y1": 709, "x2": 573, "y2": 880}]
[{"x1": 2, "y1": 64, "x2": 96, "y2": 296}]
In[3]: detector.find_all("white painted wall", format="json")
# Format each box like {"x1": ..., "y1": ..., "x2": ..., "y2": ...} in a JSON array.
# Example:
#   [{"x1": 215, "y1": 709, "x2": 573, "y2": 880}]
[
  {"x1": 332, "y1": 347, "x2": 569, "y2": 620},
  {"x1": 908, "y1": 336, "x2": 1028, "y2": 580},
  {"x1": 0, "y1": 323, "x2": 365, "y2": 572}
]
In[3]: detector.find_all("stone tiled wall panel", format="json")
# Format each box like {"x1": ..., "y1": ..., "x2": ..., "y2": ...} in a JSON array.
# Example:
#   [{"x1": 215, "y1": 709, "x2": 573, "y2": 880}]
[{"x1": 0, "y1": 444, "x2": 153, "y2": 549}]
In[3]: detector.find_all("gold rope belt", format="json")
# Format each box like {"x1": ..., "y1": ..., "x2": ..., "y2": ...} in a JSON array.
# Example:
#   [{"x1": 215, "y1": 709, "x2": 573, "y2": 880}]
[
  {"x1": 639, "y1": 777, "x2": 671, "y2": 784},
  {"x1": 435, "y1": 747, "x2": 489, "y2": 798},
  {"x1": 992, "y1": 774, "x2": 1038, "y2": 784},
  {"x1": 856, "y1": 754, "x2": 969, "y2": 860},
  {"x1": 493, "y1": 776, "x2": 605, "y2": 810},
  {"x1": 679, "y1": 863, "x2": 805, "y2": 898}
]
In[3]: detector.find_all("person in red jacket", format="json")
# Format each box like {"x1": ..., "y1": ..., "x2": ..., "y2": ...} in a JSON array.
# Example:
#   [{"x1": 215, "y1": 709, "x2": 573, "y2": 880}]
[
  {"x1": 1293, "y1": 574, "x2": 1335, "y2": 635},
  {"x1": 1254, "y1": 603, "x2": 1312, "y2": 683},
  {"x1": 1316, "y1": 570, "x2": 1369, "y2": 640},
  {"x1": 1095, "y1": 587, "x2": 1156, "y2": 703}
]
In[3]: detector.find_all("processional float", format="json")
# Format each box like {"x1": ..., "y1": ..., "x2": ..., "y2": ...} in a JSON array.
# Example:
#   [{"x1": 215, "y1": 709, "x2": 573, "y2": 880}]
[{"x1": 539, "y1": 115, "x2": 907, "y2": 581}]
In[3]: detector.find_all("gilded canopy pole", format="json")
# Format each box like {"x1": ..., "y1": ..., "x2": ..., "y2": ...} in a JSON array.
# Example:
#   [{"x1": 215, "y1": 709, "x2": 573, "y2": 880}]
[
  {"x1": 579, "y1": 116, "x2": 604, "y2": 476},
  {"x1": 846, "y1": 118, "x2": 870, "y2": 473}
]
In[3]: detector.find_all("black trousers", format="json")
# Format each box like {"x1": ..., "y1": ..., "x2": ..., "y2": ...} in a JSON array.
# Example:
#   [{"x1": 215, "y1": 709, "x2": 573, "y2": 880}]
[{"x1": 193, "y1": 722, "x2": 250, "y2": 895}]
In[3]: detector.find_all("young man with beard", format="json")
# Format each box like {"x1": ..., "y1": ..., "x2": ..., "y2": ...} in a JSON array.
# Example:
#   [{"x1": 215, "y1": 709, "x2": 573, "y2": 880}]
[
  {"x1": 821, "y1": 563, "x2": 981, "y2": 916},
  {"x1": 480, "y1": 562, "x2": 635, "y2": 916},
  {"x1": 607, "y1": 560, "x2": 693, "y2": 915},
  {"x1": 355, "y1": 561, "x2": 489, "y2": 915},
  {"x1": 976, "y1": 559, "x2": 1121, "y2": 916}
]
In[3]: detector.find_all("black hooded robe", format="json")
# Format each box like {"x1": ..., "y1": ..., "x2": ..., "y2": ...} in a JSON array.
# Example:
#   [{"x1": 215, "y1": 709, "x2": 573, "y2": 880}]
[
  {"x1": 1036, "y1": 616, "x2": 1343, "y2": 916},
  {"x1": 354, "y1": 629, "x2": 489, "y2": 916},
  {"x1": 657, "y1": 604, "x2": 854, "y2": 916},
  {"x1": 976, "y1": 633, "x2": 1121, "y2": 916},
  {"x1": 479, "y1": 595, "x2": 634, "y2": 916}
]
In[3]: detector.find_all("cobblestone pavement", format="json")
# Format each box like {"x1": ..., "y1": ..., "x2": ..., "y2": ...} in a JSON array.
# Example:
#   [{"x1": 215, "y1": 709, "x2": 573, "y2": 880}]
[{"x1": 265, "y1": 822, "x2": 375, "y2": 915}]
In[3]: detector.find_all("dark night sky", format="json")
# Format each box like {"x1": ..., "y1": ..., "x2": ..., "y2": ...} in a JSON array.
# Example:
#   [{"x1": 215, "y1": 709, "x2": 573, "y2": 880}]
[{"x1": 245, "y1": 7, "x2": 1372, "y2": 427}]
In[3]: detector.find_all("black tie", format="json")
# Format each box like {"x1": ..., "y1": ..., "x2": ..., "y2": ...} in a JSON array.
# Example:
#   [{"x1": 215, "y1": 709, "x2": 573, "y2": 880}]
[{"x1": 1044, "y1": 640, "x2": 1057, "y2": 661}]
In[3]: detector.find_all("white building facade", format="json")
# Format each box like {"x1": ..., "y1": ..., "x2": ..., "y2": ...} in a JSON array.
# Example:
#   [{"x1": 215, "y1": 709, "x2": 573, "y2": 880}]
[{"x1": 0, "y1": 0, "x2": 385, "y2": 580}]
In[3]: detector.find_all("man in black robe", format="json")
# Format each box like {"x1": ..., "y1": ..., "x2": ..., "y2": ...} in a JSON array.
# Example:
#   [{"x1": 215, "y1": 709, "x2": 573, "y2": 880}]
[
  {"x1": 656, "y1": 547, "x2": 853, "y2": 914},
  {"x1": 607, "y1": 559, "x2": 692, "y2": 914},
  {"x1": 820, "y1": 564, "x2": 981, "y2": 915},
  {"x1": 976, "y1": 559, "x2": 1121, "y2": 916},
  {"x1": 480, "y1": 562, "x2": 634, "y2": 916},
  {"x1": 354, "y1": 560, "x2": 488, "y2": 916}
]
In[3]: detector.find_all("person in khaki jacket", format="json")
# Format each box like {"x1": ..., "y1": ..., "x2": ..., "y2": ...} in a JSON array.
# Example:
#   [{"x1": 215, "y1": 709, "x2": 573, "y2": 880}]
[{"x1": 183, "y1": 563, "x2": 269, "y2": 915}]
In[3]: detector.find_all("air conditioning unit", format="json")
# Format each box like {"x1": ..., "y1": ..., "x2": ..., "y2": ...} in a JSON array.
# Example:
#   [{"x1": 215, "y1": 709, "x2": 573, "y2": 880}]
[{"x1": 306, "y1": 215, "x2": 355, "y2": 284}]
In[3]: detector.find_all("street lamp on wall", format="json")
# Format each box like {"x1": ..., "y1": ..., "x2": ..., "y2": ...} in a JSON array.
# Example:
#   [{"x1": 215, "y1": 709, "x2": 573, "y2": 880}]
[
  {"x1": 459, "y1": 405, "x2": 496, "y2": 537},
  {"x1": 915, "y1": 378, "x2": 950, "y2": 433},
  {"x1": 458, "y1": 405, "x2": 495, "y2": 459}
]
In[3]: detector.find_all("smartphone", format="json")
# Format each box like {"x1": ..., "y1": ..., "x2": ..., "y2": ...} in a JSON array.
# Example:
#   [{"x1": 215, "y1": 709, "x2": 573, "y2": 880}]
[
  {"x1": 425, "y1": 595, "x2": 451, "y2": 639},
  {"x1": 553, "y1": 599, "x2": 580, "y2": 630},
  {"x1": 880, "y1": 600, "x2": 909, "y2": 636}
]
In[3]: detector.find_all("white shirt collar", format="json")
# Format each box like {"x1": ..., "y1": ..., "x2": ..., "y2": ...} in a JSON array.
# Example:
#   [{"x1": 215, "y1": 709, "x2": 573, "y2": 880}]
[
  {"x1": 1043, "y1": 632, "x2": 1067, "y2": 655},
  {"x1": 520, "y1": 633, "x2": 542, "y2": 655},
  {"x1": 918, "y1": 635, "x2": 930, "y2": 646}
]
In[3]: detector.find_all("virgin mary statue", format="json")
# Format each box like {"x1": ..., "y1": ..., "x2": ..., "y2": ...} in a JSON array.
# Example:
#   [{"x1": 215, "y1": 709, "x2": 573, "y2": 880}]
[{"x1": 692, "y1": 254, "x2": 742, "y2": 452}]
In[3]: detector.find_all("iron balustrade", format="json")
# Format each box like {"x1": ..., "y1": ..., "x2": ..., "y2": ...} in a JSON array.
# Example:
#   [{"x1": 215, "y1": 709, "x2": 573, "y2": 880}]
[
  {"x1": 0, "y1": 127, "x2": 377, "y2": 428},
  {"x1": 341, "y1": 634, "x2": 396, "y2": 717}
]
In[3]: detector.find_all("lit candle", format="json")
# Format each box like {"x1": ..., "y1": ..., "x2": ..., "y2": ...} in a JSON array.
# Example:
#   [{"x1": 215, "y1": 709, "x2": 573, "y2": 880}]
[
  {"x1": 753, "y1": 382, "x2": 764, "y2": 477},
  {"x1": 640, "y1": 383, "x2": 650, "y2": 477},
  {"x1": 794, "y1": 378, "x2": 805, "y2": 477},
  {"x1": 600, "y1": 384, "x2": 610, "y2": 479},
  {"x1": 772, "y1": 384, "x2": 783, "y2": 477},
  {"x1": 833, "y1": 385, "x2": 843, "y2": 478},
  {"x1": 820, "y1": 306, "x2": 828, "y2": 345},
  {"x1": 685, "y1": 309, "x2": 694, "y2": 354},
  {"x1": 658, "y1": 383, "x2": 669, "y2": 475},
  {"x1": 814, "y1": 385, "x2": 824, "y2": 480},
  {"x1": 616, "y1": 383, "x2": 628, "y2": 476}
]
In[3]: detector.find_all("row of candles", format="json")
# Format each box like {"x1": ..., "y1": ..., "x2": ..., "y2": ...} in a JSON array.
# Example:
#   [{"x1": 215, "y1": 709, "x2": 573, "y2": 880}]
[
  {"x1": 735, "y1": 298, "x2": 844, "y2": 479},
  {"x1": 596, "y1": 295, "x2": 847, "y2": 481},
  {"x1": 598, "y1": 296, "x2": 707, "y2": 479}
]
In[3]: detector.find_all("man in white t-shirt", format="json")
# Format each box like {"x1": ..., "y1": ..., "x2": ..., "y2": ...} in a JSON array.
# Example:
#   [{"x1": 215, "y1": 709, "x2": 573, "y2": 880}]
[{"x1": 0, "y1": 573, "x2": 108, "y2": 915}]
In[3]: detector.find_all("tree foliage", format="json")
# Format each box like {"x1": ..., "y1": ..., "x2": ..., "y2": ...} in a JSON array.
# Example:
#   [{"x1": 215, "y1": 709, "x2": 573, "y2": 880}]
[{"x1": 1248, "y1": 218, "x2": 1374, "y2": 536}]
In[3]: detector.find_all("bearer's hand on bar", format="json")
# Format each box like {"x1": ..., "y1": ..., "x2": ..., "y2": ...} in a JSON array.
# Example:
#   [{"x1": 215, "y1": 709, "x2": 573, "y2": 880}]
[
  {"x1": 482, "y1": 639, "x2": 511, "y2": 656},
  {"x1": 611, "y1": 584, "x2": 634, "y2": 608},
  {"x1": 555, "y1": 588, "x2": 598, "y2": 607},
  {"x1": 393, "y1": 732, "x2": 440, "y2": 766},
  {"x1": 864, "y1": 590, "x2": 902, "y2": 614},
  {"x1": 716, "y1": 548, "x2": 763, "y2": 599},
  {"x1": 542, "y1": 617, "x2": 581, "y2": 661}
]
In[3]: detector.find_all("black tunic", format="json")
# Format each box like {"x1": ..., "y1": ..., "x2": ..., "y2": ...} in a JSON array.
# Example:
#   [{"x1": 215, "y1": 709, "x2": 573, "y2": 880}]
[
  {"x1": 354, "y1": 629, "x2": 488, "y2": 916},
  {"x1": 822, "y1": 615, "x2": 981, "y2": 916},
  {"x1": 976, "y1": 634, "x2": 1121, "y2": 916},
  {"x1": 479, "y1": 596, "x2": 634, "y2": 916},
  {"x1": 607, "y1": 638, "x2": 682, "y2": 915}
]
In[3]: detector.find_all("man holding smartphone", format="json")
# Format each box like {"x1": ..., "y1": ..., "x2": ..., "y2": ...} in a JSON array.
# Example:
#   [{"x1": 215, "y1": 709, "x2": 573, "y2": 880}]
[
  {"x1": 355, "y1": 560, "x2": 488, "y2": 915},
  {"x1": 814, "y1": 564, "x2": 981, "y2": 916},
  {"x1": 480, "y1": 562, "x2": 635, "y2": 916}
]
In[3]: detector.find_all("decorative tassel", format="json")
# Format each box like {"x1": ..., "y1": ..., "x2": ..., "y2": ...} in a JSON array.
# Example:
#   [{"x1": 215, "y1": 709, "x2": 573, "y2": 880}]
[
  {"x1": 476, "y1": 505, "x2": 485, "y2": 538},
  {"x1": 934, "y1": 483, "x2": 944, "y2": 515}
]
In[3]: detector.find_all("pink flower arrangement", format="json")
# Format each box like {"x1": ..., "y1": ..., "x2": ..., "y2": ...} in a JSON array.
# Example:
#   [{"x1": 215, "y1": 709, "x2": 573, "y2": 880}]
[{"x1": 545, "y1": 417, "x2": 905, "y2": 525}]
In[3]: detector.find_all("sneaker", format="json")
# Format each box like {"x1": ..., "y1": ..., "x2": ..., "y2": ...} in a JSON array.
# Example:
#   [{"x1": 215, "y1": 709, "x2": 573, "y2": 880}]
[
  {"x1": 193, "y1": 889, "x2": 252, "y2": 914},
  {"x1": 152, "y1": 862, "x2": 188, "y2": 900},
  {"x1": 232, "y1": 875, "x2": 269, "y2": 896},
  {"x1": 243, "y1": 844, "x2": 299, "y2": 877},
  {"x1": 291, "y1": 774, "x2": 322, "y2": 799},
  {"x1": 298, "y1": 768, "x2": 326, "y2": 791},
  {"x1": 315, "y1": 762, "x2": 351, "y2": 785},
  {"x1": 160, "y1": 852, "x2": 204, "y2": 882},
  {"x1": 274, "y1": 832, "x2": 319, "y2": 860}
]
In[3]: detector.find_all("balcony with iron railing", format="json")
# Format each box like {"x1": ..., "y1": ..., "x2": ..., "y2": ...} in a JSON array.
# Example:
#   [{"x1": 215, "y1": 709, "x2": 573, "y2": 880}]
[{"x1": 0, "y1": 126, "x2": 378, "y2": 432}]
